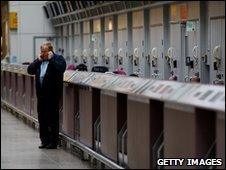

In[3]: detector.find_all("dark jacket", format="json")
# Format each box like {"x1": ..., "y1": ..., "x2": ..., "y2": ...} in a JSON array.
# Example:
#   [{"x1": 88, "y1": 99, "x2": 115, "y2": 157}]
[{"x1": 27, "y1": 53, "x2": 66, "y2": 105}]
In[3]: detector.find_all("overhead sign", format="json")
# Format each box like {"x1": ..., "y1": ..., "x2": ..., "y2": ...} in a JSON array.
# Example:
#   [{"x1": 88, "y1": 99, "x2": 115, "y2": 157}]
[
  {"x1": 186, "y1": 21, "x2": 196, "y2": 32},
  {"x1": 91, "y1": 34, "x2": 96, "y2": 42},
  {"x1": 9, "y1": 12, "x2": 18, "y2": 29},
  {"x1": 180, "y1": 4, "x2": 188, "y2": 22}
]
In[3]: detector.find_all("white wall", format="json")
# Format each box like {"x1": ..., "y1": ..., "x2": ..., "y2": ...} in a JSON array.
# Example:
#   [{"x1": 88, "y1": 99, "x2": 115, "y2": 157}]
[{"x1": 9, "y1": 1, "x2": 55, "y2": 63}]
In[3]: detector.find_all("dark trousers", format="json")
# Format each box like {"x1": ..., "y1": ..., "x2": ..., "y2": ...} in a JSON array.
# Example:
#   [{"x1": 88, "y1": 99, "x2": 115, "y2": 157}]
[{"x1": 37, "y1": 97, "x2": 59, "y2": 145}]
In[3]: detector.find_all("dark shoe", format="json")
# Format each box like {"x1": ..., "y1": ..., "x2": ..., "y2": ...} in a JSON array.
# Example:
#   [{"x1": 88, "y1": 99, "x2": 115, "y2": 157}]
[
  {"x1": 38, "y1": 143, "x2": 48, "y2": 149},
  {"x1": 46, "y1": 144, "x2": 57, "y2": 149}
]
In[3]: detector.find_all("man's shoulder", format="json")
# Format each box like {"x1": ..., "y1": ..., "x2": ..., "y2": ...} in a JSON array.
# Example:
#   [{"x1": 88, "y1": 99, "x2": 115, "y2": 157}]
[
  {"x1": 53, "y1": 53, "x2": 62, "y2": 58},
  {"x1": 53, "y1": 53, "x2": 65, "y2": 60}
]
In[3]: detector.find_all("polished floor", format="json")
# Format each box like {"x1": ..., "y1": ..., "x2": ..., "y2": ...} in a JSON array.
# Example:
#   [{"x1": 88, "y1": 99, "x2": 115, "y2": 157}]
[{"x1": 1, "y1": 108, "x2": 92, "y2": 169}]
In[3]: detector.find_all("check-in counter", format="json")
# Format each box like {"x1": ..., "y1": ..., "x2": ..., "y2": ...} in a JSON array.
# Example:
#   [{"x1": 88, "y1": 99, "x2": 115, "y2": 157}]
[
  {"x1": 100, "y1": 90, "x2": 128, "y2": 163},
  {"x1": 140, "y1": 80, "x2": 187, "y2": 169},
  {"x1": 9, "y1": 67, "x2": 17, "y2": 107},
  {"x1": 1, "y1": 69, "x2": 3, "y2": 100},
  {"x1": 79, "y1": 86, "x2": 93, "y2": 146},
  {"x1": 24, "y1": 71, "x2": 33, "y2": 115},
  {"x1": 127, "y1": 97, "x2": 164, "y2": 169},
  {"x1": 100, "y1": 90, "x2": 118, "y2": 161},
  {"x1": 62, "y1": 82, "x2": 77, "y2": 138},
  {"x1": 61, "y1": 70, "x2": 79, "y2": 139},
  {"x1": 128, "y1": 95, "x2": 164, "y2": 168},
  {"x1": 106, "y1": 76, "x2": 160, "y2": 168},
  {"x1": 163, "y1": 83, "x2": 225, "y2": 169},
  {"x1": 99, "y1": 90, "x2": 127, "y2": 164},
  {"x1": 1, "y1": 64, "x2": 6, "y2": 101},
  {"x1": 12, "y1": 65, "x2": 20, "y2": 108},
  {"x1": 68, "y1": 71, "x2": 95, "y2": 145},
  {"x1": 16, "y1": 68, "x2": 26, "y2": 112},
  {"x1": 30, "y1": 76, "x2": 38, "y2": 119},
  {"x1": 216, "y1": 111, "x2": 225, "y2": 169},
  {"x1": 2, "y1": 63, "x2": 225, "y2": 169},
  {"x1": 83, "y1": 73, "x2": 121, "y2": 158},
  {"x1": 164, "y1": 104, "x2": 215, "y2": 169},
  {"x1": 127, "y1": 95, "x2": 150, "y2": 169},
  {"x1": 5, "y1": 65, "x2": 12, "y2": 103}
]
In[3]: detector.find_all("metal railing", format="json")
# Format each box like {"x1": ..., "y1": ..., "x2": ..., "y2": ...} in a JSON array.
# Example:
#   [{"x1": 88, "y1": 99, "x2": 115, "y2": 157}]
[
  {"x1": 75, "y1": 111, "x2": 80, "y2": 140},
  {"x1": 94, "y1": 115, "x2": 101, "y2": 152},
  {"x1": 59, "y1": 105, "x2": 63, "y2": 132},
  {"x1": 9, "y1": 88, "x2": 12, "y2": 103},
  {"x1": 200, "y1": 140, "x2": 216, "y2": 169},
  {"x1": 152, "y1": 131, "x2": 164, "y2": 169},
  {"x1": 118, "y1": 121, "x2": 128, "y2": 167},
  {"x1": 3, "y1": 86, "x2": 7, "y2": 101},
  {"x1": 22, "y1": 93, "x2": 26, "y2": 112}
]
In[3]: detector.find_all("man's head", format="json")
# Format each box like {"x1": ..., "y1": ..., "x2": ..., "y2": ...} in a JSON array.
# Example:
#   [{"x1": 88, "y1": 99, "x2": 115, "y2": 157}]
[
  {"x1": 43, "y1": 41, "x2": 53, "y2": 52},
  {"x1": 40, "y1": 45, "x2": 49, "y2": 60}
]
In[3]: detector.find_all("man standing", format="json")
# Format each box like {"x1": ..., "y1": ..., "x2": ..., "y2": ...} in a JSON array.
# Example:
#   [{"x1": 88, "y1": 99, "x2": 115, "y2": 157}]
[{"x1": 27, "y1": 43, "x2": 66, "y2": 149}]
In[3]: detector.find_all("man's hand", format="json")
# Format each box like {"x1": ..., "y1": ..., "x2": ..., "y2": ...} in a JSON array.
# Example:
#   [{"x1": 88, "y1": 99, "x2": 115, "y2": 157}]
[
  {"x1": 38, "y1": 54, "x2": 43, "y2": 61},
  {"x1": 48, "y1": 51, "x2": 54, "y2": 60}
]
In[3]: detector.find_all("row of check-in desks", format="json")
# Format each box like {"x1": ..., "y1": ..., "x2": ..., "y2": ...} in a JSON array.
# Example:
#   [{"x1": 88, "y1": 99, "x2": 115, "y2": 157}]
[
  {"x1": 1, "y1": 64, "x2": 37, "y2": 119},
  {"x1": 1, "y1": 63, "x2": 225, "y2": 169}
]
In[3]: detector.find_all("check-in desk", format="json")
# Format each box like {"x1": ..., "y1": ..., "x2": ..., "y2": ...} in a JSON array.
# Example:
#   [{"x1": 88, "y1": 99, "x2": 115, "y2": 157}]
[
  {"x1": 79, "y1": 86, "x2": 99, "y2": 148},
  {"x1": 216, "y1": 111, "x2": 225, "y2": 169},
  {"x1": 5, "y1": 65, "x2": 12, "y2": 103},
  {"x1": 1, "y1": 64, "x2": 224, "y2": 169},
  {"x1": 163, "y1": 83, "x2": 225, "y2": 169},
  {"x1": 101, "y1": 76, "x2": 150, "y2": 167},
  {"x1": 16, "y1": 67, "x2": 26, "y2": 112},
  {"x1": 68, "y1": 71, "x2": 95, "y2": 145},
  {"x1": 61, "y1": 70, "x2": 79, "y2": 139},
  {"x1": 124, "y1": 78, "x2": 166, "y2": 169},
  {"x1": 1, "y1": 64, "x2": 6, "y2": 101},
  {"x1": 30, "y1": 76, "x2": 38, "y2": 119},
  {"x1": 10, "y1": 65, "x2": 19, "y2": 107},
  {"x1": 22, "y1": 65, "x2": 33, "y2": 116},
  {"x1": 85, "y1": 73, "x2": 121, "y2": 161}
]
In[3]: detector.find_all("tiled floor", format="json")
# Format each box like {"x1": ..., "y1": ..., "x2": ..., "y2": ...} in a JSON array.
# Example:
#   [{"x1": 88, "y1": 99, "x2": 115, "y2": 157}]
[{"x1": 1, "y1": 108, "x2": 92, "y2": 169}]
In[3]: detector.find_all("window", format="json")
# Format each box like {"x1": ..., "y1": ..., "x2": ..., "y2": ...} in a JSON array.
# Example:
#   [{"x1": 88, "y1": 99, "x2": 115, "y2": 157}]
[
  {"x1": 67, "y1": 1, "x2": 73, "y2": 12},
  {"x1": 78, "y1": 1, "x2": 83, "y2": 9},
  {"x1": 61, "y1": 1, "x2": 68, "y2": 13},
  {"x1": 90, "y1": 1, "x2": 95, "y2": 6},
  {"x1": 46, "y1": 4, "x2": 53, "y2": 17},
  {"x1": 58, "y1": 2, "x2": 65, "y2": 14},
  {"x1": 57, "y1": 2, "x2": 64, "y2": 14},
  {"x1": 81, "y1": 1, "x2": 88, "y2": 8},
  {"x1": 86, "y1": 1, "x2": 92, "y2": 8},
  {"x1": 53, "y1": 2, "x2": 60, "y2": 15},
  {"x1": 65, "y1": 1, "x2": 72, "y2": 12},
  {"x1": 70, "y1": 1, "x2": 77, "y2": 11},
  {"x1": 43, "y1": 6, "x2": 49, "y2": 18},
  {"x1": 49, "y1": 3, "x2": 56, "y2": 17}
]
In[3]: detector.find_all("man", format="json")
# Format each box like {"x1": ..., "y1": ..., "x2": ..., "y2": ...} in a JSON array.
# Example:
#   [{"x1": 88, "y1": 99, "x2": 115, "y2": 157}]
[{"x1": 27, "y1": 43, "x2": 66, "y2": 149}]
